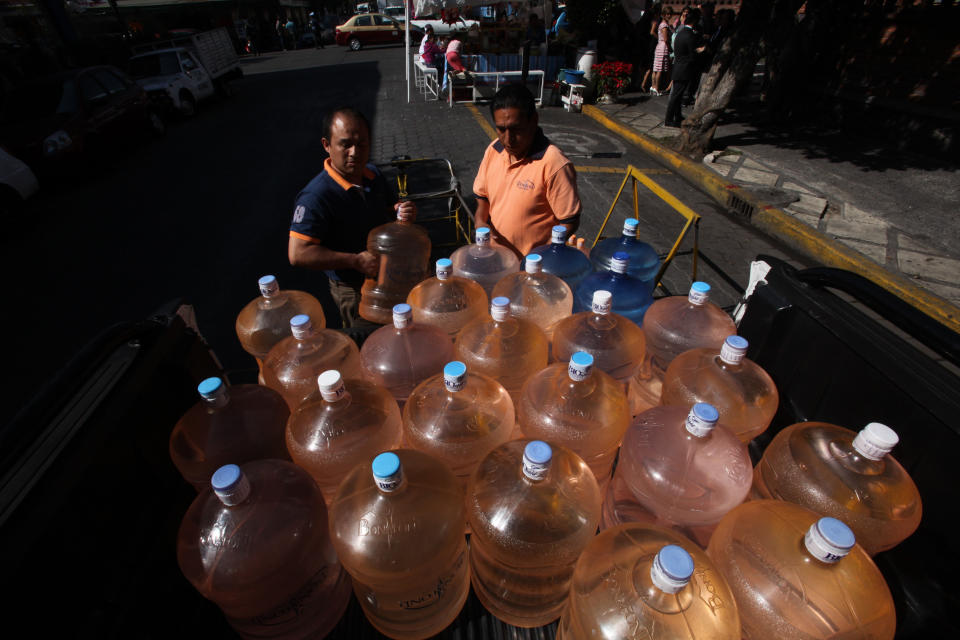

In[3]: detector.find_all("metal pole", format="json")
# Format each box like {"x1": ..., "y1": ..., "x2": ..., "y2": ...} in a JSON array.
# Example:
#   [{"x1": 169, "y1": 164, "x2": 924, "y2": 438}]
[{"x1": 405, "y1": 1, "x2": 411, "y2": 103}]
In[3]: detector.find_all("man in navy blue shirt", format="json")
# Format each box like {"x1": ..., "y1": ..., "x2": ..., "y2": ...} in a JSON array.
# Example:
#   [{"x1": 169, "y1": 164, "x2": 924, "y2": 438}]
[{"x1": 289, "y1": 107, "x2": 416, "y2": 326}]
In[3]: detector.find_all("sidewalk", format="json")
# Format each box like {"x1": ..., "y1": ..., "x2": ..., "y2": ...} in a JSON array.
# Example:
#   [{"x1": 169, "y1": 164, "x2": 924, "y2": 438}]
[{"x1": 584, "y1": 90, "x2": 960, "y2": 329}]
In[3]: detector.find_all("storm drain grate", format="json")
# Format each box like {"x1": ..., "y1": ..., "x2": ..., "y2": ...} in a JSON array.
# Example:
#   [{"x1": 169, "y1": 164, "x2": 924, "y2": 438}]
[{"x1": 728, "y1": 193, "x2": 756, "y2": 220}]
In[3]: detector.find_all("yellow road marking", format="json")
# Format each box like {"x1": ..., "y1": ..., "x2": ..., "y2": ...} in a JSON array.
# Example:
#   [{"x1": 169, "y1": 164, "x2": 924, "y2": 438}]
[
  {"x1": 466, "y1": 103, "x2": 497, "y2": 141},
  {"x1": 575, "y1": 165, "x2": 671, "y2": 174}
]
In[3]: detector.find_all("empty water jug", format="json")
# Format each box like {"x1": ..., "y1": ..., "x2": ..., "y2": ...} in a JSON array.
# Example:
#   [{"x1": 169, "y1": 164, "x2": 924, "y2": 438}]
[
  {"x1": 753, "y1": 420, "x2": 922, "y2": 555},
  {"x1": 660, "y1": 335, "x2": 778, "y2": 443},
  {"x1": 261, "y1": 314, "x2": 362, "y2": 410},
  {"x1": 455, "y1": 296, "x2": 549, "y2": 404},
  {"x1": 707, "y1": 501, "x2": 896, "y2": 640},
  {"x1": 574, "y1": 252, "x2": 653, "y2": 326},
  {"x1": 633, "y1": 281, "x2": 736, "y2": 413},
  {"x1": 359, "y1": 211, "x2": 431, "y2": 324},
  {"x1": 170, "y1": 377, "x2": 290, "y2": 491},
  {"x1": 590, "y1": 217, "x2": 660, "y2": 287},
  {"x1": 518, "y1": 352, "x2": 629, "y2": 488},
  {"x1": 552, "y1": 289, "x2": 646, "y2": 411},
  {"x1": 286, "y1": 369, "x2": 403, "y2": 504},
  {"x1": 235, "y1": 275, "x2": 326, "y2": 367},
  {"x1": 491, "y1": 253, "x2": 573, "y2": 337},
  {"x1": 451, "y1": 227, "x2": 520, "y2": 298},
  {"x1": 329, "y1": 451, "x2": 470, "y2": 639},
  {"x1": 360, "y1": 303, "x2": 455, "y2": 408},
  {"x1": 468, "y1": 440, "x2": 601, "y2": 627},
  {"x1": 177, "y1": 461, "x2": 351, "y2": 639},
  {"x1": 406, "y1": 258, "x2": 488, "y2": 338},
  {"x1": 558, "y1": 524, "x2": 741, "y2": 640},
  {"x1": 403, "y1": 361, "x2": 514, "y2": 492},
  {"x1": 531, "y1": 225, "x2": 594, "y2": 293},
  {"x1": 602, "y1": 403, "x2": 752, "y2": 546}
]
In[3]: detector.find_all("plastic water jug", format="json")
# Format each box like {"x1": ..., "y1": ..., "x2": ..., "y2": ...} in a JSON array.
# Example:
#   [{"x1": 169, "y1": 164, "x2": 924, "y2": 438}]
[
  {"x1": 454, "y1": 296, "x2": 549, "y2": 404},
  {"x1": 177, "y1": 461, "x2": 351, "y2": 639},
  {"x1": 360, "y1": 303, "x2": 455, "y2": 408},
  {"x1": 491, "y1": 253, "x2": 573, "y2": 338},
  {"x1": 235, "y1": 274, "x2": 326, "y2": 366},
  {"x1": 261, "y1": 314, "x2": 362, "y2": 410},
  {"x1": 590, "y1": 218, "x2": 660, "y2": 287},
  {"x1": 552, "y1": 289, "x2": 646, "y2": 413},
  {"x1": 329, "y1": 451, "x2": 469, "y2": 639},
  {"x1": 170, "y1": 377, "x2": 290, "y2": 491},
  {"x1": 286, "y1": 369, "x2": 403, "y2": 504},
  {"x1": 531, "y1": 225, "x2": 593, "y2": 293},
  {"x1": 574, "y1": 252, "x2": 653, "y2": 326},
  {"x1": 660, "y1": 335, "x2": 778, "y2": 443},
  {"x1": 468, "y1": 440, "x2": 601, "y2": 627},
  {"x1": 707, "y1": 501, "x2": 896, "y2": 640},
  {"x1": 403, "y1": 361, "x2": 514, "y2": 491},
  {"x1": 558, "y1": 524, "x2": 741, "y2": 640},
  {"x1": 406, "y1": 258, "x2": 488, "y2": 338},
  {"x1": 450, "y1": 227, "x2": 520, "y2": 298},
  {"x1": 753, "y1": 420, "x2": 922, "y2": 555},
  {"x1": 633, "y1": 281, "x2": 736, "y2": 414},
  {"x1": 359, "y1": 212, "x2": 431, "y2": 324},
  {"x1": 518, "y1": 352, "x2": 629, "y2": 488},
  {"x1": 602, "y1": 403, "x2": 752, "y2": 546}
]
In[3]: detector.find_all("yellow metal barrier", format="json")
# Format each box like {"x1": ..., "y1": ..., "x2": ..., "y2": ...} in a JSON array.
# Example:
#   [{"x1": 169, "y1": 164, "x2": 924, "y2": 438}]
[{"x1": 594, "y1": 165, "x2": 701, "y2": 290}]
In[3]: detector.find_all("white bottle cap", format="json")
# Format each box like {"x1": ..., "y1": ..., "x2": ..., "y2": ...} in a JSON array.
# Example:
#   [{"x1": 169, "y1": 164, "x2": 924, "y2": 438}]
[
  {"x1": 650, "y1": 545, "x2": 694, "y2": 594},
  {"x1": 591, "y1": 290, "x2": 612, "y2": 314},
  {"x1": 436, "y1": 258, "x2": 453, "y2": 280},
  {"x1": 688, "y1": 281, "x2": 711, "y2": 306},
  {"x1": 611, "y1": 251, "x2": 630, "y2": 274},
  {"x1": 491, "y1": 296, "x2": 511, "y2": 321},
  {"x1": 622, "y1": 217, "x2": 640, "y2": 237},
  {"x1": 525, "y1": 253, "x2": 543, "y2": 274},
  {"x1": 568, "y1": 352, "x2": 594, "y2": 381},
  {"x1": 290, "y1": 314, "x2": 312, "y2": 340},
  {"x1": 522, "y1": 440, "x2": 553, "y2": 481},
  {"x1": 372, "y1": 452, "x2": 403, "y2": 492},
  {"x1": 551, "y1": 225, "x2": 568, "y2": 244},
  {"x1": 444, "y1": 361, "x2": 468, "y2": 392},
  {"x1": 211, "y1": 464, "x2": 251, "y2": 506},
  {"x1": 685, "y1": 403, "x2": 720, "y2": 437},
  {"x1": 258, "y1": 274, "x2": 279, "y2": 297},
  {"x1": 804, "y1": 517, "x2": 856, "y2": 563},
  {"x1": 476, "y1": 227, "x2": 491, "y2": 245},
  {"x1": 852, "y1": 422, "x2": 899, "y2": 460},
  {"x1": 393, "y1": 303, "x2": 413, "y2": 328},
  {"x1": 317, "y1": 370, "x2": 346, "y2": 402},
  {"x1": 719, "y1": 335, "x2": 748, "y2": 364}
]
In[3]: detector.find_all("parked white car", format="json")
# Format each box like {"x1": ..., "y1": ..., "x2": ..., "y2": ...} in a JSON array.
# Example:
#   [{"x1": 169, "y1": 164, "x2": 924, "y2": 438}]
[{"x1": 0, "y1": 147, "x2": 39, "y2": 214}]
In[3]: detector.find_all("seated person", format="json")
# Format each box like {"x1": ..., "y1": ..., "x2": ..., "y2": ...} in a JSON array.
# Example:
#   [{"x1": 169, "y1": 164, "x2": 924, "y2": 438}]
[
  {"x1": 421, "y1": 33, "x2": 445, "y2": 74},
  {"x1": 445, "y1": 37, "x2": 468, "y2": 75}
]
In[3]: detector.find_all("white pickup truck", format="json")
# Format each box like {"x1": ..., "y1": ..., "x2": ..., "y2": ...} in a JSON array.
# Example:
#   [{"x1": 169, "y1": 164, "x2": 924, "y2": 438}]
[{"x1": 129, "y1": 27, "x2": 243, "y2": 117}]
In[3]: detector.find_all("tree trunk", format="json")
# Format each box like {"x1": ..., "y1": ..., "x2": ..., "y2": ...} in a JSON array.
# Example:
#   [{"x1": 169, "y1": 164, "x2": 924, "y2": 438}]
[{"x1": 675, "y1": 0, "x2": 806, "y2": 156}]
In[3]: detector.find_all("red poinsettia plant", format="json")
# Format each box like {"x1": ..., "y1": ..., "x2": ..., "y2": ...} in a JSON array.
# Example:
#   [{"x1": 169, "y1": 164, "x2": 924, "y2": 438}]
[{"x1": 592, "y1": 61, "x2": 634, "y2": 99}]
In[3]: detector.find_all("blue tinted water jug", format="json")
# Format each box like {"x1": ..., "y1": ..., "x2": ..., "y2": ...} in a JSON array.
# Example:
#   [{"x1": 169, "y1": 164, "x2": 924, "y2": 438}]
[
  {"x1": 590, "y1": 218, "x2": 660, "y2": 288},
  {"x1": 574, "y1": 252, "x2": 653, "y2": 326},
  {"x1": 530, "y1": 225, "x2": 593, "y2": 293}
]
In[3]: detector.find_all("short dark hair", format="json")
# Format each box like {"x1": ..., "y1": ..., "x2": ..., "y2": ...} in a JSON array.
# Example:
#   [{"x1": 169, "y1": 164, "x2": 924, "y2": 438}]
[
  {"x1": 322, "y1": 106, "x2": 371, "y2": 141},
  {"x1": 490, "y1": 84, "x2": 537, "y2": 121},
  {"x1": 685, "y1": 8, "x2": 701, "y2": 25}
]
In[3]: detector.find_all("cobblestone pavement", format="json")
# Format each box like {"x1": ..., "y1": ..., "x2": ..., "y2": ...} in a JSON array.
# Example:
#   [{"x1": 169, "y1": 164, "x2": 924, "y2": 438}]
[{"x1": 593, "y1": 93, "x2": 960, "y2": 309}]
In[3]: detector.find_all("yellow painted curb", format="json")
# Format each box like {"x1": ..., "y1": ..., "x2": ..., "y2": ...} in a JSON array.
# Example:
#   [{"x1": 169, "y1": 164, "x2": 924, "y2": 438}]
[{"x1": 582, "y1": 104, "x2": 960, "y2": 333}]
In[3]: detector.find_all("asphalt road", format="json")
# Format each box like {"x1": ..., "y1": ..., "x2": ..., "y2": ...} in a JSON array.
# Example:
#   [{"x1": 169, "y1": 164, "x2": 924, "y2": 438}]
[{"x1": 3, "y1": 43, "x2": 807, "y2": 429}]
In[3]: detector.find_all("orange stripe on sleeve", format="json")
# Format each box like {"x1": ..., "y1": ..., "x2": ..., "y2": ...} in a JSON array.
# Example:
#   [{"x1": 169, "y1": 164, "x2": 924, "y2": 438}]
[{"x1": 290, "y1": 230, "x2": 321, "y2": 243}]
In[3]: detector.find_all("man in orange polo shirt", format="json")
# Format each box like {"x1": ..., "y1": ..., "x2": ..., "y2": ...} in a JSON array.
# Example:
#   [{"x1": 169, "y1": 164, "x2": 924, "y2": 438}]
[
  {"x1": 288, "y1": 107, "x2": 416, "y2": 327},
  {"x1": 473, "y1": 84, "x2": 581, "y2": 258}
]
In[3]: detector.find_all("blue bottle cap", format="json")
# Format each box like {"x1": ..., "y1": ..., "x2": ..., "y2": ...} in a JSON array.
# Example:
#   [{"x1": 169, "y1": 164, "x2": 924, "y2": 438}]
[
  {"x1": 720, "y1": 335, "x2": 748, "y2": 364},
  {"x1": 571, "y1": 352, "x2": 594, "y2": 368},
  {"x1": 444, "y1": 361, "x2": 467, "y2": 378},
  {"x1": 818, "y1": 517, "x2": 856, "y2": 549},
  {"x1": 372, "y1": 452, "x2": 401, "y2": 479},
  {"x1": 526, "y1": 253, "x2": 542, "y2": 264},
  {"x1": 726, "y1": 335, "x2": 748, "y2": 350},
  {"x1": 258, "y1": 274, "x2": 277, "y2": 286},
  {"x1": 690, "y1": 281, "x2": 711, "y2": 294},
  {"x1": 524, "y1": 440, "x2": 552, "y2": 465},
  {"x1": 290, "y1": 314, "x2": 310, "y2": 328},
  {"x1": 657, "y1": 545, "x2": 695, "y2": 581},
  {"x1": 211, "y1": 464, "x2": 242, "y2": 491},
  {"x1": 477, "y1": 227, "x2": 491, "y2": 234},
  {"x1": 436, "y1": 258, "x2": 453, "y2": 268},
  {"x1": 568, "y1": 351, "x2": 594, "y2": 381},
  {"x1": 197, "y1": 377, "x2": 223, "y2": 398},
  {"x1": 393, "y1": 303, "x2": 412, "y2": 315},
  {"x1": 692, "y1": 402, "x2": 719, "y2": 423},
  {"x1": 492, "y1": 296, "x2": 510, "y2": 307},
  {"x1": 551, "y1": 225, "x2": 568, "y2": 243},
  {"x1": 805, "y1": 517, "x2": 856, "y2": 563}
]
